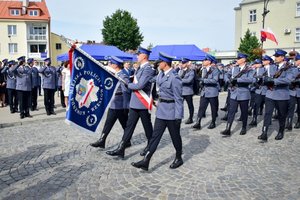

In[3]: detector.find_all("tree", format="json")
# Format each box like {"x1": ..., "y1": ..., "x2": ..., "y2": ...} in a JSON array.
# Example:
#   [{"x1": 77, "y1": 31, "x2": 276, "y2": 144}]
[
  {"x1": 102, "y1": 9, "x2": 144, "y2": 51},
  {"x1": 238, "y1": 29, "x2": 261, "y2": 61},
  {"x1": 147, "y1": 43, "x2": 154, "y2": 50}
]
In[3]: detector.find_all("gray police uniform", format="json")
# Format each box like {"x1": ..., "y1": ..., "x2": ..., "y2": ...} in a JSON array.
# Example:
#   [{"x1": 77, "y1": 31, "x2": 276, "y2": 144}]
[
  {"x1": 194, "y1": 66, "x2": 219, "y2": 129},
  {"x1": 178, "y1": 68, "x2": 194, "y2": 121},
  {"x1": 39, "y1": 65, "x2": 57, "y2": 115},
  {"x1": 31, "y1": 66, "x2": 39, "y2": 110},
  {"x1": 2, "y1": 65, "x2": 18, "y2": 112},
  {"x1": 224, "y1": 65, "x2": 255, "y2": 133},
  {"x1": 13, "y1": 64, "x2": 32, "y2": 118},
  {"x1": 293, "y1": 67, "x2": 300, "y2": 128},
  {"x1": 56, "y1": 66, "x2": 65, "y2": 107}
]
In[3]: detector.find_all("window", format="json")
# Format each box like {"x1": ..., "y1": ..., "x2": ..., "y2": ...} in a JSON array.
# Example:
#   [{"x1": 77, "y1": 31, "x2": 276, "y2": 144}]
[
  {"x1": 249, "y1": 9, "x2": 257, "y2": 23},
  {"x1": 29, "y1": 10, "x2": 39, "y2": 16},
  {"x1": 30, "y1": 44, "x2": 47, "y2": 53},
  {"x1": 56, "y1": 43, "x2": 62, "y2": 50},
  {"x1": 8, "y1": 25, "x2": 17, "y2": 36},
  {"x1": 296, "y1": 28, "x2": 300, "y2": 42},
  {"x1": 297, "y1": 2, "x2": 300, "y2": 17},
  {"x1": 10, "y1": 9, "x2": 20, "y2": 16},
  {"x1": 29, "y1": 26, "x2": 46, "y2": 40},
  {"x1": 8, "y1": 43, "x2": 18, "y2": 54}
]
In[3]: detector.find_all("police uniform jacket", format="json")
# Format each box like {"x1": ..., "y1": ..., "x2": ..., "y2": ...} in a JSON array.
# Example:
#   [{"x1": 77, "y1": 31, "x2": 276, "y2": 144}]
[
  {"x1": 2, "y1": 66, "x2": 16, "y2": 89},
  {"x1": 255, "y1": 64, "x2": 277, "y2": 95},
  {"x1": 12, "y1": 64, "x2": 32, "y2": 91},
  {"x1": 178, "y1": 68, "x2": 194, "y2": 96},
  {"x1": 289, "y1": 66, "x2": 299, "y2": 97},
  {"x1": 128, "y1": 62, "x2": 155, "y2": 109},
  {"x1": 230, "y1": 65, "x2": 255, "y2": 101},
  {"x1": 56, "y1": 66, "x2": 63, "y2": 87},
  {"x1": 110, "y1": 70, "x2": 131, "y2": 109},
  {"x1": 295, "y1": 67, "x2": 300, "y2": 97},
  {"x1": 200, "y1": 66, "x2": 219, "y2": 98},
  {"x1": 156, "y1": 69, "x2": 183, "y2": 120},
  {"x1": 224, "y1": 66, "x2": 240, "y2": 92},
  {"x1": 31, "y1": 67, "x2": 39, "y2": 88},
  {"x1": 39, "y1": 66, "x2": 57, "y2": 90},
  {"x1": 265, "y1": 63, "x2": 293, "y2": 101}
]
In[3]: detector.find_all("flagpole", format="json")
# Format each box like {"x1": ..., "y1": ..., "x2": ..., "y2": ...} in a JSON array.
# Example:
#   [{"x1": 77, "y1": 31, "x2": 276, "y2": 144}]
[
  {"x1": 261, "y1": 0, "x2": 270, "y2": 51},
  {"x1": 59, "y1": 35, "x2": 128, "y2": 85}
]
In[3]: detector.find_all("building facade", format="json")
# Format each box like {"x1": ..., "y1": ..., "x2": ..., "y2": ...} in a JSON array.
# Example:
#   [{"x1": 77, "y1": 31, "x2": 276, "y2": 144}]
[
  {"x1": 50, "y1": 32, "x2": 71, "y2": 66},
  {"x1": 0, "y1": 0, "x2": 50, "y2": 63},
  {"x1": 235, "y1": 0, "x2": 300, "y2": 55}
]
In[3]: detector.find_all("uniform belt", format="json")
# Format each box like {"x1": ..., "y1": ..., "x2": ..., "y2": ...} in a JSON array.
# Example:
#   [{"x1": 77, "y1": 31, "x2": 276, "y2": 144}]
[
  {"x1": 275, "y1": 84, "x2": 288, "y2": 89},
  {"x1": 237, "y1": 83, "x2": 250, "y2": 88},
  {"x1": 159, "y1": 98, "x2": 175, "y2": 103},
  {"x1": 204, "y1": 83, "x2": 217, "y2": 87},
  {"x1": 115, "y1": 92, "x2": 123, "y2": 96}
]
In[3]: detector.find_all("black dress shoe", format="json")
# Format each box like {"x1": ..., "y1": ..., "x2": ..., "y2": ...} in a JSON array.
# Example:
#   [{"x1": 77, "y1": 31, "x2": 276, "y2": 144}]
[
  {"x1": 240, "y1": 128, "x2": 247, "y2": 135},
  {"x1": 192, "y1": 122, "x2": 201, "y2": 129},
  {"x1": 220, "y1": 129, "x2": 231, "y2": 136},
  {"x1": 10, "y1": 110, "x2": 15, "y2": 114},
  {"x1": 294, "y1": 122, "x2": 300, "y2": 129},
  {"x1": 170, "y1": 158, "x2": 183, "y2": 169},
  {"x1": 249, "y1": 119, "x2": 257, "y2": 126},
  {"x1": 125, "y1": 141, "x2": 132, "y2": 148},
  {"x1": 207, "y1": 122, "x2": 216, "y2": 129},
  {"x1": 220, "y1": 107, "x2": 227, "y2": 111},
  {"x1": 46, "y1": 112, "x2": 51, "y2": 116},
  {"x1": 275, "y1": 132, "x2": 284, "y2": 140},
  {"x1": 185, "y1": 118, "x2": 193, "y2": 124},
  {"x1": 20, "y1": 115, "x2": 25, "y2": 119},
  {"x1": 258, "y1": 133, "x2": 268, "y2": 141},
  {"x1": 106, "y1": 141, "x2": 125, "y2": 158},
  {"x1": 50, "y1": 111, "x2": 56, "y2": 115},
  {"x1": 90, "y1": 140, "x2": 105, "y2": 148},
  {"x1": 26, "y1": 115, "x2": 33, "y2": 118}
]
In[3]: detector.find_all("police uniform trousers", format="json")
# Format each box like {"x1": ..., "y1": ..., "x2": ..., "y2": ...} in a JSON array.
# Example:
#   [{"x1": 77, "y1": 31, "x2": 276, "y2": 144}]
[
  {"x1": 296, "y1": 97, "x2": 300, "y2": 121},
  {"x1": 263, "y1": 97, "x2": 288, "y2": 130},
  {"x1": 17, "y1": 90, "x2": 31, "y2": 116},
  {"x1": 7, "y1": 88, "x2": 18, "y2": 112},
  {"x1": 227, "y1": 99, "x2": 249, "y2": 128},
  {"x1": 183, "y1": 95, "x2": 194, "y2": 119},
  {"x1": 197, "y1": 96, "x2": 218, "y2": 122},
  {"x1": 31, "y1": 86, "x2": 38, "y2": 110},
  {"x1": 147, "y1": 118, "x2": 182, "y2": 156},
  {"x1": 287, "y1": 96, "x2": 297, "y2": 122},
  {"x1": 102, "y1": 108, "x2": 129, "y2": 134},
  {"x1": 249, "y1": 91, "x2": 256, "y2": 110},
  {"x1": 44, "y1": 88, "x2": 55, "y2": 113},
  {"x1": 121, "y1": 108, "x2": 153, "y2": 144},
  {"x1": 58, "y1": 86, "x2": 65, "y2": 107},
  {"x1": 253, "y1": 93, "x2": 265, "y2": 118}
]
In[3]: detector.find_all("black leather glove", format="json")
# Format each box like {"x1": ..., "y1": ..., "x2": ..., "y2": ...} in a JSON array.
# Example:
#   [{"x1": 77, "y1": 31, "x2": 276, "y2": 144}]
[
  {"x1": 263, "y1": 77, "x2": 274, "y2": 86},
  {"x1": 199, "y1": 80, "x2": 204, "y2": 88},
  {"x1": 230, "y1": 78, "x2": 237, "y2": 86},
  {"x1": 257, "y1": 77, "x2": 263, "y2": 85}
]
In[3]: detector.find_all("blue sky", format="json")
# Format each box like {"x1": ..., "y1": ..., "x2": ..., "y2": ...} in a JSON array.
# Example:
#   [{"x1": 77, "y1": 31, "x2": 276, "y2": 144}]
[{"x1": 47, "y1": 0, "x2": 242, "y2": 51}]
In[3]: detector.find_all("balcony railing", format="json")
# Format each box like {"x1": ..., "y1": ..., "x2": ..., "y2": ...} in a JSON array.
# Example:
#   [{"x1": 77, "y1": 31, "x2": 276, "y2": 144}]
[{"x1": 28, "y1": 34, "x2": 47, "y2": 41}]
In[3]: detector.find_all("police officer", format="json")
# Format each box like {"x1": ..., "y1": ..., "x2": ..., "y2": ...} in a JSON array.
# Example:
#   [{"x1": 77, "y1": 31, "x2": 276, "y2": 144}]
[
  {"x1": 258, "y1": 49, "x2": 294, "y2": 141},
  {"x1": 249, "y1": 55, "x2": 277, "y2": 126},
  {"x1": 106, "y1": 47, "x2": 155, "y2": 158},
  {"x1": 178, "y1": 58, "x2": 194, "y2": 124},
  {"x1": 56, "y1": 62, "x2": 66, "y2": 108},
  {"x1": 27, "y1": 58, "x2": 39, "y2": 111},
  {"x1": 12, "y1": 56, "x2": 32, "y2": 119},
  {"x1": 221, "y1": 53, "x2": 255, "y2": 136},
  {"x1": 131, "y1": 52, "x2": 184, "y2": 171},
  {"x1": 193, "y1": 54, "x2": 219, "y2": 129},
  {"x1": 1, "y1": 60, "x2": 18, "y2": 113},
  {"x1": 90, "y1": 56, "x2": 131, "y2": 148},
  {"x1": 39, "y1": 58, "x2": 57, "y2": 115},
  {"x1": 293, "y1": 54, "x2": 300, "y2": 129}
]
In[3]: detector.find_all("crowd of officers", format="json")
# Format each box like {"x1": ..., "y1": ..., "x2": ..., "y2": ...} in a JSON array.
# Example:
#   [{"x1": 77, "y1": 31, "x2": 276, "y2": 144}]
[
  {"x1": 0, "y1": 56, "x2": 67, "y2": 119},
  {"x1": 90, "y1": 47, "x2": 300, "y2": 171}
]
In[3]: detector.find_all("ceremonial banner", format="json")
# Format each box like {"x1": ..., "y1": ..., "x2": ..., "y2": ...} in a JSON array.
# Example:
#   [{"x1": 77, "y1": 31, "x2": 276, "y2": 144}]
[{"x1": 66, "y1": 48, "x2": 119, "y2": 132}]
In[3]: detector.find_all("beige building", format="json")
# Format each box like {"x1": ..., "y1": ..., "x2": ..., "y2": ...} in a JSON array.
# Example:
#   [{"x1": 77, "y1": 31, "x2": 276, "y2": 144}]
[
  {"x1": 235, "y1": 0, "x2": 300, "y2": 55},
  {"x1": 50, "y1": 32, "x2": 71, "y2": 66},
  {"x1": 0, "y1": 0, "x2": 50, "y2": 63}
]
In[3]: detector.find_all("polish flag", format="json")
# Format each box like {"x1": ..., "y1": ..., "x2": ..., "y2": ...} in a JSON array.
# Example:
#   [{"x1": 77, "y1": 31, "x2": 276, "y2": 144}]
[{"x1": 261, "y1": 28, "x2": 278, "y2": 45}]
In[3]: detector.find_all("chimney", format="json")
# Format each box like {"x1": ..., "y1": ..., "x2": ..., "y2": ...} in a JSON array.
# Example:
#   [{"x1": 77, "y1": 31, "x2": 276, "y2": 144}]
[{"x1": 22, "y1": 0, "x2": 29, "y2": 15}]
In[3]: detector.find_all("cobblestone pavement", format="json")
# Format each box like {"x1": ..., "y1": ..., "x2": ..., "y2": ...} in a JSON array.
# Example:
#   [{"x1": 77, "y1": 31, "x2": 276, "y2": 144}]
[{"x1": 0, "y1": 93, "x2": 299, "y2": 200}]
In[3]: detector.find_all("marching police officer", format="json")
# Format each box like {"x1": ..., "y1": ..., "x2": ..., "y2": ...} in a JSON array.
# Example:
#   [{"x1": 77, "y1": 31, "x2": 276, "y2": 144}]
[
  {"x1": 293, "y1": 54, "x2": 300, "y2": 129},
  {"x1": 178, "y1": 58, "x2": 194, "y2": 124},
  {"x1": 90, "y1": 56, "x2": 131, "y2": 149},
  {"x1": 249, "y1": 55, "x2": 277, "y2": 126},
  {"x1": 193, "y1": 54, "x2": 219, "y2": 129},
  {"x1": 221, "y1": 53, "x2": 255, "y2": 136},
  {"x1": 28, "y1": 58, "x2": 39, "y2": 111},
  {"x1": 12, "y1": 56, "x2": 32, "y2": 119},
  {"x1": 39, "y1": 58, "x2": 57, "y2": 115},
  {"x1": 1, "y1": 60, "x2": 18, "y2": 113},
  {"x1": 258, "y1": 49, "x2": 294, "y2": 141},
  {"x1": 131, "y1": 52, "x2": 184, "y2": 171},
  {"x1": 106, "y1": 47, "x2": 155, "y2": 158}
]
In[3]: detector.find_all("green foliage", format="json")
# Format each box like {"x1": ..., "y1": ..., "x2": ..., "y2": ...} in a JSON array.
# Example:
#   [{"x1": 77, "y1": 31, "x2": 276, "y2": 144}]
[
  {"x1": 147, "y1": 43, "x2": 154, "y2": 50},
  {"x1": 102, "y1": 9, "x2": 144, "y2": 51},
  {"x1": 238, "y1": 29, "x2": 261, "y2": 61}
]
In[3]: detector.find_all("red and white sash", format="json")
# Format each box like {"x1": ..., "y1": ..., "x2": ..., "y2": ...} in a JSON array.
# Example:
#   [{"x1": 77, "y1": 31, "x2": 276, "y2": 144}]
[{"x1": 133, "y1": 75, "x2": 154, "y2": 111}]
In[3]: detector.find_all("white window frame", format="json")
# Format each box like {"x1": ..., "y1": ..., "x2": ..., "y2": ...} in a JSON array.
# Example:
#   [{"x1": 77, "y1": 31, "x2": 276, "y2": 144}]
[
  {"x1": 296, "y1": 27, "x2": 300, "y2": 42},
  {"x1": 8, "y1": 25, "x2": 17, "y2": 36},
  {"x1": 249, "y1": 9, "x2": 257, "y2": 23},
  {"x1": 8, "y1": 43, "x2": 18, "y2": 54},
  {"x1": 297, "y1": 2, "x2": 300, "y2": 17},
  {"x1": 29, "y1": 10, "x2": 39, "y2": 16},
  {"x1": 10, "y1": 9, "x2": 20, "y2": 16}
]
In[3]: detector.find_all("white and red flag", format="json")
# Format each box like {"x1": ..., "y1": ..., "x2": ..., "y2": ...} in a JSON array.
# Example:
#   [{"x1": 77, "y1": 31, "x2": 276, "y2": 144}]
[{"x1": 261, "y1": 28, "x2": 278, "y2": 45}]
